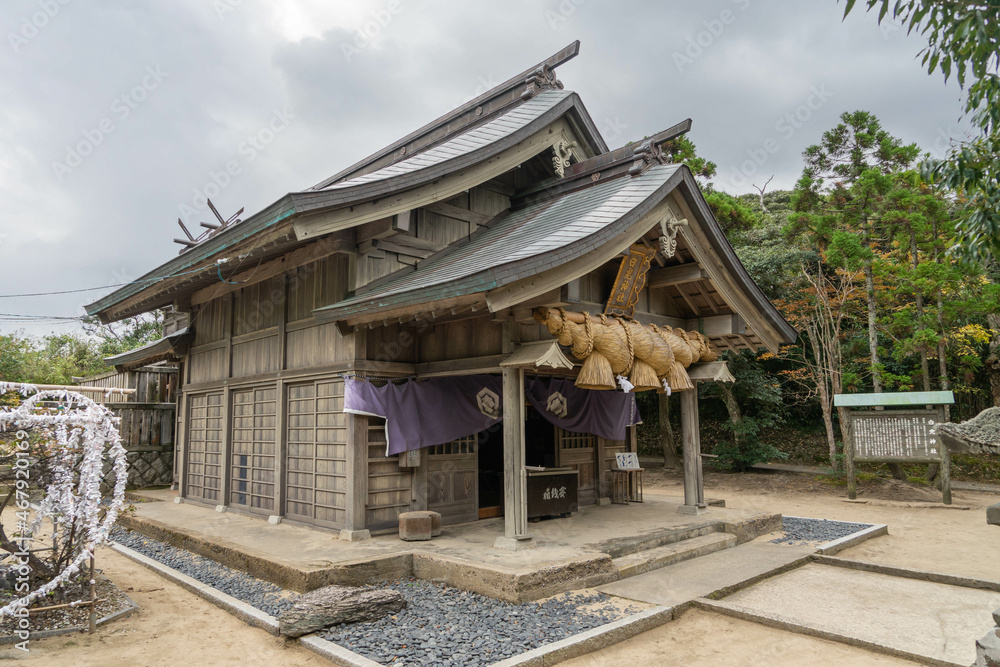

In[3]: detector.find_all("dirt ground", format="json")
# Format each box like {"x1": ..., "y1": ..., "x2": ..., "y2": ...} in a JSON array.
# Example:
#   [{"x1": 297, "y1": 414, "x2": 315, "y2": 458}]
[{"x1": 3, "y1": 468, "x2": 997, "y2": 666}]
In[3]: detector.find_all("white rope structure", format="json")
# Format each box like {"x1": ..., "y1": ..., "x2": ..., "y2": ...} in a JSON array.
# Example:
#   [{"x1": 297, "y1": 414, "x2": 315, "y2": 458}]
[{"x1": 0, "y1": 383, "x2": 127, "y2": 617}]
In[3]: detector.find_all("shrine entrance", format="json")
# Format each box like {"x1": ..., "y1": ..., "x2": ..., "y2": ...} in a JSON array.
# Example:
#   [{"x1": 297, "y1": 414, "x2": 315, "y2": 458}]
[{"x1": 554, "y1": 426, "x2": 598, "y2": 506}]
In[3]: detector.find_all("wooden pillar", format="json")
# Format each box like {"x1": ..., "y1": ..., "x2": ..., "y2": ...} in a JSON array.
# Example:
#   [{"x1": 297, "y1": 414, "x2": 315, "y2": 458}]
[
  {"x1": 341, "y1": 326, "x2": 371, "y2": 541},
  {"x1": 270, "y1": 380, "x2": 286, "y2": 524},
  {"x1": 845, "y1": 414, "x2": 857, "y2": 500},
  {"x1": 217, "y1": 388, "x2": 232, "y2": 512},
  {"x1": 341, "y1": 411, "x2": 370, "y2": 540},
  {"x1": 411, "y1": 447, "x2": 429, "y2": 511},
  {"x1": 176, "y1": 392, "x2": 188, "y2": 499},
  {"x1": 496, "y1": 365, "x2": 533, "y2": 549},
  {"x1": 678, "y1": 385, "x2": 707, "y2": 514}
]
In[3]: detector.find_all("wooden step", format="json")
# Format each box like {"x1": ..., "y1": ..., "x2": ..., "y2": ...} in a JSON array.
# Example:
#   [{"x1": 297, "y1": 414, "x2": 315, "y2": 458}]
[{"x1": 612, "y1": 532, "x2": 737, "y2": 579}]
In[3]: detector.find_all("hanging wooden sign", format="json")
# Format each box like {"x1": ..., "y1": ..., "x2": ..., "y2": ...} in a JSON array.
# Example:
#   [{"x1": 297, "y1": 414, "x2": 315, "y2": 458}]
[{"x1": 605, "y1": 244, "x2": 657, "y2": 319}]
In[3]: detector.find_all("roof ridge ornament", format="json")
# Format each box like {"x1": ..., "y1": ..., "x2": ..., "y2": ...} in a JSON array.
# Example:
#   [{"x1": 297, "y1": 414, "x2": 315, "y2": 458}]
[
  {"x1": 627, "y1": 139, "x2": 671, "y2": 177},
  {"x1": 521, "y1": 64, "x2": 564, "y2": 101}
]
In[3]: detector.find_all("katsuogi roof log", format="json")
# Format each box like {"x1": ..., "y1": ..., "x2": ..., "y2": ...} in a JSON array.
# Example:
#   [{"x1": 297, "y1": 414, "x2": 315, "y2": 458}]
[{"x1": 534, "y1": 307, "x2": 718, "y2": 392}]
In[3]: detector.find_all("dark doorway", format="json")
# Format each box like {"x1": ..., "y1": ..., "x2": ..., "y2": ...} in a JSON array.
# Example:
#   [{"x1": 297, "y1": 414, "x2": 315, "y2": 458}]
[
  {"x1": 477, "y1": 423, "x2": 504, "y2": 518},
  {"x1": 525, "y1": 406, "x2": 557, "y2": 468}
]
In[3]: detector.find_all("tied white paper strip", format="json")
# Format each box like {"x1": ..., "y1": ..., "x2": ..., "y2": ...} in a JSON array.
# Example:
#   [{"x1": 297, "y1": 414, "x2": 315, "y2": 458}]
[
  {"x1": 662, "y1": 379, "x2": 672, "y2": 396},
  {"x1": 616, "y1": 375, "x2": 634, "y2": 393},
  {"x1": 0, "y1": 385, "x2": 127, "y2": 618}
]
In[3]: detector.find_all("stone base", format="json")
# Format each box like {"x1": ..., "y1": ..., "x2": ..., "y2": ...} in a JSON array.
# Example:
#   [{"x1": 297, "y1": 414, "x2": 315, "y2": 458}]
[
  {"x1": 677, "y1": 504, "x2": 709, "y2": 516},
  {"x1": 493, "y1": 536, "x2": 536, "y2": 551},
  {"x1": 215, "y1": 505, "x2": 227, "y2": 513},
  {"x1": 173, "y1": 497, "x2": 184, "y2": 504},
  {"x1": 977, "y1": 627, "x2": 1000, "y2": 667},
  {"x1": 339, "y1": 529, "x2": 371, "y2": 542},
  {"x1": 987, "y1": 502, "x2": 1000, "y2": 526},
  {"x1": 596, "y1": 497, "x2": 612, "y2": 506},
  {"x1": 268, "y1": 515, "x2": 283, "y2": 525}
]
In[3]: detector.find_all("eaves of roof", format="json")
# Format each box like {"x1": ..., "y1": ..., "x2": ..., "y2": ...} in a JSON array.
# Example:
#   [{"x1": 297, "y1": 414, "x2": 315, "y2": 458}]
[{"x1": 85, "y1": 92, "x2": 594, "y2": 320}]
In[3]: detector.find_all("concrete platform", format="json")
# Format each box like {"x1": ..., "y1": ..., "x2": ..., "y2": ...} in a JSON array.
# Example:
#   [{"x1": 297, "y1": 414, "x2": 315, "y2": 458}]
[
  {"x1": 119, "y1": 489, "x2": 780, "y2": 602},
  {"x1": 597, "y1": 541, "x2": 815, "y2": 607},
  {"x1": 710, "y1": 562, "x2": 1000, "y2": 666}
]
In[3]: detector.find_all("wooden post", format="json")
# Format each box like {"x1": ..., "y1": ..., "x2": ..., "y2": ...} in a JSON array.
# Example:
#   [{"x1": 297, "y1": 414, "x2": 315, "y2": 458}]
[
  {"x1": 496, "y1": 365, "x2": 533, "y2": 549},
  {"x1": 341, "y1": 411, "x2": 370, "y2": 540},
  {"x1": 88, "y1": 555, "x2": 96, "y2": 634},
  {"x1": 845, "y1": 415, "x2": 857, "y2": 500},
  {"x1": 411, "y1": 446, "x2": 429, "y2": 511},
  {"x1": 678, "y1": 385, "x2": 707, "y2": 514},
  {"x1": 940, "y1": 439, "x2": 952, "y2": 505},
  {"x1": 218, "y1": 388, "x2": 232, "y2": 511},
  {"x1": 595, "y1": 437, "x2": 608, "y2": 503},
  {"x1": 176, "y1": 393, "x2": 188, "y2": 498},
  {"x1": 271, "y1": 380, "x2": 286, "y2": 523}
]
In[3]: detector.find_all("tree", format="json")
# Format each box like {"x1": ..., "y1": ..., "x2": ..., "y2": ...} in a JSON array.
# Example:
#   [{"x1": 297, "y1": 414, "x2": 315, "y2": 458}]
[
  {"x1": 701, "y1": 350, "x2": 787, "y2": 471},
  {"x1": 792, "y1": 111, "x2": 921, "y2": 402},
  {"x1": 843, "y1": 1, "x2": 1000, "y2": 260},
  {"x1": 776, "y1": 262, "x2": 862, "y2": 468},
  {"x1": 82, "y1": 312, "x2": 162, "y2": 358}
]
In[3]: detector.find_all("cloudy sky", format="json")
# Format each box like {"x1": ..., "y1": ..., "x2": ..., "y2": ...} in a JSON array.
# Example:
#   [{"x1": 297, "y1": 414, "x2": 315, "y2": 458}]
[{"x1": 0, "y1": 0, "x2": 970, "y2": 336}]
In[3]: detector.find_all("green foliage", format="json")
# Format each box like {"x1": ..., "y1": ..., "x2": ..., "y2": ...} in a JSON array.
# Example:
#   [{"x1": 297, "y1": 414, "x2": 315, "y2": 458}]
[
  {"x1": 703, "y1": 187, "x2": 757, "y2": 234},
  {"x1": 0, "y1": 314, "x2": 163, "y2": 385},
  {"x1": 700, "y1": 350, "x2": 788, "y2": 471},
  {"x1": 843, "y1": 0, "x2": 1000, "y2": 260},
  {"x1": 82, "y1": 312, "x2": 162, "y2": 358},
  {"x1": 660, "y1": 135, "x2": 717, "y2": 180}
]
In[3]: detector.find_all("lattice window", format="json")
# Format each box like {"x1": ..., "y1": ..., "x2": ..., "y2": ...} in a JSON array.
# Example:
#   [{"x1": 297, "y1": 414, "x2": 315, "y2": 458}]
[
  {"x1": 556, "y1": 427, "x2": 594, "y2": 450},
  {"x1": 185, "y1": 392, "x2": 223, "y2": 501},
  {"x1": 230, "y1": 386, "x2": 277, "y2": 512},
  {"x1": 429, "y1": 434, "x2": 477, "y2": 456}
]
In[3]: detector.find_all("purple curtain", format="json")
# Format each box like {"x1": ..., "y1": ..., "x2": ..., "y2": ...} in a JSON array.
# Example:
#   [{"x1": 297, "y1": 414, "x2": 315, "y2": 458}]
[
  {"x1": 344, "y1": 374, "x2": 642, "y2": 455},
  {"x1": 344, "y1": 376, "x2": 502, "y2": 455},
  {"x1": 525, "y1": 376, "x2": 641, "y2": 441}
]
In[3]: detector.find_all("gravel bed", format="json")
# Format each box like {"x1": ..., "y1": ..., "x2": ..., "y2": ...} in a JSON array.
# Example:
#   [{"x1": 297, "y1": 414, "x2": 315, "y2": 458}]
[
  {"x1": 0, "y1": 576, "x2": 131, "y2": 637},
  {"x1": 320, "y1": 579, "x2": 643, "y2": 666},
  {"x1": 110, "y1": 527, "x2": 298, "y2": 617},
  {"x1": 770, "y1": 516, "x2": 873, "y2": 546},
  {"x1": 113, "y1": 528, "x2": 644, "y2": 665}
]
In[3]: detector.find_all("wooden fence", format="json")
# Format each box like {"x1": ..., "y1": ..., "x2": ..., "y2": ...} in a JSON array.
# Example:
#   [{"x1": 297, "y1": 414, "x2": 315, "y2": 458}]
[
  {"x1": 104, "y1": 402, "x2": 175, "y2": 450},
  {"x1": 74, "y1": 366, "x2": 178, "y2": 404}
]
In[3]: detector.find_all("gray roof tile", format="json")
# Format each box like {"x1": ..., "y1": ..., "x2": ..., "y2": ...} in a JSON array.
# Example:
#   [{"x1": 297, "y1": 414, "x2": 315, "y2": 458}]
[
  {"x1": 315, "y1": 163, "x2": 681, "y2": 320},
  {"x1": 321, "y1": 91, "x2": 572, "y2": 191}
]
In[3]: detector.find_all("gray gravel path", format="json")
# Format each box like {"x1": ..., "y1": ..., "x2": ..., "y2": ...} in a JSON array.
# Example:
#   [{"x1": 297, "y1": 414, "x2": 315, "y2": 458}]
[
  {"x1": 320, "y1": 579, "x2": 641, "y2": 666},
  {"x1": 112, "y1": 527, "x2": 643, "y2": 665},
  {"x1": 111, "y1": 526, "x2": 298, "y2": 617},
  {"x1": 770, "y1": 516, "x2": 872, "y2": 546}
]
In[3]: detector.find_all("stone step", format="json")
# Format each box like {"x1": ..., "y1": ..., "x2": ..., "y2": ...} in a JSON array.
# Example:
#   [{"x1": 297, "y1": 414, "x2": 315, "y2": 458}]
[
  {"x1": 612, "y1": 532, "x2": 737, "y2": 579},
  {"x1": 599, "y1": 541, "x2": 816, "y2": 608}
]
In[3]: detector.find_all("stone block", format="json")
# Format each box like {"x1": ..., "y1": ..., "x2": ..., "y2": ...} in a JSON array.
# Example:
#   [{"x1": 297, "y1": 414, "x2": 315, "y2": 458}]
[
  {"x1": 413, "y1": 510, "x2": 442, "y2": 536},
  {"x1": 988, "y1": 502, "x2": 1000, "y2": 527},
  {"x1": 398, "y1": 512, "x2": 433, "y2": 541},
  {"x1": 493, "y1": 536, "x2": 536, "y2": 551},
  {"x1": 978, "y1": 627, "x2": 1000, "y2": 667},
  {"x1": 338, "y1": 529, "x2": 371, "y2": 542}
]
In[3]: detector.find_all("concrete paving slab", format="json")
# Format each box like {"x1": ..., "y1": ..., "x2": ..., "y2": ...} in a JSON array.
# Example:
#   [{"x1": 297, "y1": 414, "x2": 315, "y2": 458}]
[
  {"x1": 122, "y1": 488, "x2": 781, "y2": 601},
  {"x1": 596, "y1": 541, "x2": 814, "y2": 607},
  {"x1": 714, "y1": 563, "x2": 1000, "y2": 666}
]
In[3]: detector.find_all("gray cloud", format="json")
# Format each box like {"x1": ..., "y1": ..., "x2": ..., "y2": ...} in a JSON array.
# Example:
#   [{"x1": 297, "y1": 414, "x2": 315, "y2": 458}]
[{"x1": 0, "y1": 0, "x2": 969, "y2": 336}]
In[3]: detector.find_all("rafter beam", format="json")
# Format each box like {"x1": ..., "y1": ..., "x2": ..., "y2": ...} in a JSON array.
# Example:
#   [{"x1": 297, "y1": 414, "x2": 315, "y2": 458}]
[{"x1": 648, "y1": 263, "x2": 708, "y2": 288}]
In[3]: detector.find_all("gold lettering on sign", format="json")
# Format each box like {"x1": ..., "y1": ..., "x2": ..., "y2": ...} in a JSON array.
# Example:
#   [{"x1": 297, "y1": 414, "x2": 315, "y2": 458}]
[{"x1": 605, "y1": 244, "x2": 657, "y2": 319}]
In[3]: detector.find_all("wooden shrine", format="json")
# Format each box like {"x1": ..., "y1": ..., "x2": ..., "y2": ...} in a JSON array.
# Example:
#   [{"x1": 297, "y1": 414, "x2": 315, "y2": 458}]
[{"x1": 85, "y1": 42, "x2": 796, "y2": 547}]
